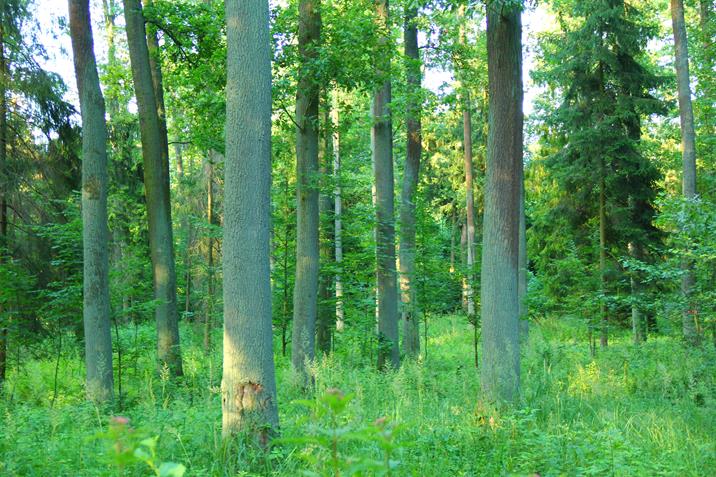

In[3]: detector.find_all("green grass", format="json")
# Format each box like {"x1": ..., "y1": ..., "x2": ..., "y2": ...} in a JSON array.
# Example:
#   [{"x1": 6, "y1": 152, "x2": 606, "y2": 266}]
[{"x1": 1, "y1": 316, "x2": 715, "y2": 476}]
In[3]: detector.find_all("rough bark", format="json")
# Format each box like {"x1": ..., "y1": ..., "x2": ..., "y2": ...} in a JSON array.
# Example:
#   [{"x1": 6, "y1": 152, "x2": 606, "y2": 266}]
[
  {"x1": 480, "y1": 2, "x2": 522, "y2": 403},
  {"x1": 69, "y1": 0, "x2": 114, "y2": 402},
  {"x1": 123, "y1": 0, "x2": 183, "y2": 375},
  {"x1": 222, "y1": 0, "x2": 279, "y2": 439},
  {"x1": 399, "y1": 5, "x2": 421, "y2": 358},
  {"x1": 671, "y1": 0, "x2": 700, "y2": 344},
  {"x1": 373, "y1": 0, "x2": 399, "y2": 370},
  {"x1": 292, "y1": 0, "x2": 321, "y2": 378},
  {"x1": 332, "y1": 91, "x2": 344, "y2": 332}
]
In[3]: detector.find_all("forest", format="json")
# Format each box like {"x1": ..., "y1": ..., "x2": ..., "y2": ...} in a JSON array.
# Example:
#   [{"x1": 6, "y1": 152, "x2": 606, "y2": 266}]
[{"x1": 0, "y1": 0, "x2": 715, "y2": 475}]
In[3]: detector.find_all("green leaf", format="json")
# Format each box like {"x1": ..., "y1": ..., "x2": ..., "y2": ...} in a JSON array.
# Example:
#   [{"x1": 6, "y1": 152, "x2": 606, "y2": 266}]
[{"x1": 158, "y1": 462, "x2": 186, "y2": 477}]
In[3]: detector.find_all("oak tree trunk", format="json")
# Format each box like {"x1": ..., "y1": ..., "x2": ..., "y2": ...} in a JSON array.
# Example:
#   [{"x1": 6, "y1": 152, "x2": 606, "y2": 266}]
[
  {"x1": 480, "y1": 2, "x2": 523, "y2": 402},
  {"x1": 399, "y1": 5, "x2": 422, "y2": 358},
  {"x1": 292, "y1": 0, "x2": 321, "y2": 378},
  {"x1": 373, "y1": 0, "x2": 400, "y2": 370},
  {"x1": 123, "y1": 0, "x2": 183, "y2": 375},
  {"x1": 69, "y1": 0, "x2": 115, "y2": 402},
  {"x1": 222, "y1": 0, "x2": 279, "y2": 439}
]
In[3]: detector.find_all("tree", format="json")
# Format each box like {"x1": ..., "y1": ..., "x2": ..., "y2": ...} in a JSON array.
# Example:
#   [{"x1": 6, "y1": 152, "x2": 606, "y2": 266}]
[
  {"x1": 399, "y1": 3, "x2": 422, "y2": 358},
  {"x1": 670, "y1": 0, "x2": 699, "y2": 345},
  {"x1": 68, "y1": 0, "x2": 114, "y2": 402},
  {"x1": 373, "y1": 0, "x2": 399, "y2": 370},
  {"x1": 292, "y1": 0, "x2": 321, "y2": 379},
  {"x1": 222, "y1": 0, "x2": 279, "y2": 439},
  {"x1": 123, "y1": 0, "x2": 183, "y2": 375},
  {"x1": 480, "y1": 0, "x2": 523, "y2": 402}
]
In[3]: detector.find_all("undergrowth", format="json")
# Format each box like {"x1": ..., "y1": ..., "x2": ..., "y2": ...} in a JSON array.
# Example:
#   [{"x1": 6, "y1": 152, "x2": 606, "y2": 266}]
[{"x1": 0, "y1": 316, "x2": 714, "y2": 476}]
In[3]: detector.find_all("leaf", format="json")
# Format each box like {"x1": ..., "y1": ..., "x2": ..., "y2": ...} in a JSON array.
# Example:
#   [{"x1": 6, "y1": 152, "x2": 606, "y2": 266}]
[{"x1": 158, "y1": 462, "x2": 186, "y2": 477}]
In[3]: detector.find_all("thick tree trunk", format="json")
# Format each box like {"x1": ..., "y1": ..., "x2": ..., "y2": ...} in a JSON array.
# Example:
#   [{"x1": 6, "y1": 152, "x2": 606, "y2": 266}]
[
  {"x1": 628, "y1": 242, "x2": 645, "y2": 343},
  {"x1": 69, "y1": 0, "x2": 114, "y2": 402},
  {"x1": 332, "y1": 91, "x2": 344, "y2": 332},
  {"x1": 222, "y1": 0, "x2": 278, "y2": 440},
  {"x1": 480, "y1": 2, "x2": 522, "y2": 402},
  {"x1": 399, "y1": 5, "x2": 421, "y2": 358},
  {"x1": 670, "y1": 0, "x2": 700, "y2": 345},
  {"x1": 317, "y1": 104, "x2": 334, "y2": 355},
  {"x1": 373, "y1": 0, "x2": 400, "y2": 370},
  {"x1": 123, "y1": 0, "x2": 183, "y2": 375},
  {"x1": 292, "y1": 0, "x2": 321, "y2": 378}
]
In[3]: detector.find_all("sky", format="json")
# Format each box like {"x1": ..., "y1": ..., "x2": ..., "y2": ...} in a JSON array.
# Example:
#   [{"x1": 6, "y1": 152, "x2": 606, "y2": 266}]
[{"x1": 33, "y1": 0, "x2": 553, "y2": 120}]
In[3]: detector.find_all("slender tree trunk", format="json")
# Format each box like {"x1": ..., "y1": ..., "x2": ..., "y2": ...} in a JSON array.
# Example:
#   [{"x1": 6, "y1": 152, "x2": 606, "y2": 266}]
[
  {"x1": 458, "y1": 7, "x2": 476, "y2": 325},
  {"x1": 222, "y1": 0, "x2": 278, "y2": 440},
  {"x1": 373, "y1": 0, "x2": 399, "y2": 370},
  {"x1": 332, "y1": 91, "x2": 344, "y2": 332},
  {"x1": 123, "y1": 0, "x2": 183, "y2": 375},
  {"x1": 399, "y1": 4, "x2": 422, "y2": 358},
  {"x1": 480, "y1": 2, "x2": 522, "y2": 402},
  {"x1": 144, "y1": 0, "x2": 170, "y2": 164},
  {"x1": 518, "y1": 181, "x2": 528, "y2": 339},
  {"x1": 599, "y1": 162, "x2": 607, "y2": 348},
  {"x1": 0, "y1": 15, "x2": 7, "y2": 389},
  {"x1": 204, "y1": 157, "x2": 214, "y2": 351},
  {"x1": 449, "y1": 209, "x2": 456, "y2": 274},
  {"x1": 317, "y1": 103, "x2": 334, "y2": 355},
  {"x1": 69, "y1": 0, "x2": 114, "y2": 402},
  {"x1": 292, "y1": 0, "x2": 321, "y2": 378},
  {"x1": 671, "y1": 0, "x2": 700, "y2": 345}
]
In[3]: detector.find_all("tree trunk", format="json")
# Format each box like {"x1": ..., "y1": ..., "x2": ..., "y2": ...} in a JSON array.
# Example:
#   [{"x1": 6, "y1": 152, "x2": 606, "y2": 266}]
[
  {"x1": 292, "y1": 0, "x2": 321, "y2": 379},
  {"x1": 204, "y1": 156, "x2": 214, "y2": 351},
  {"x1": 480, "y1": 2, "x2": 522, "y2": 402},
  {"x1": 399, "y1": 4, "x2": 421, "y2": 358},
  {"x1": 332, "y1": 90, "x2": 344, "y2": 332},
  {"x1": 671, "y1": 0, "x2": 699, "y2": 345},
  {"x1": 123, "y1": 0, "x2": 183, "y2": 375},
  {"x1": 144, "y1": 0, "x2": 170, "y2": 165},
  {"x1": 317, "y1": 102, "x2": 334, "y2": 355},
  {"x1": 373, "y1": 0, "x2": 399, "y2": 370},
  {"x1": 599, "y1": 161, "x2": 608, "y2": 348},
  {"x1": 69, "y1": 0, "x2": 114, "y2": 402},
  {"x1": 222, "y1": 0, "x2": 279, "y2": 440},
  {"x1": 628, "y1": 242, "x2": 644, "y2": 344},
  {"x1": 519, "y1": 181, "x2": 528, "y2": 339},
  {"x1": 0, "y1": 14, "x2": 7, "y2": 388}
]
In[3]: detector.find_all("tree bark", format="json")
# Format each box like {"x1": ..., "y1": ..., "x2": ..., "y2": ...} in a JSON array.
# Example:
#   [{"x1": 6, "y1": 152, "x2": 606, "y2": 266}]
[
  {"x1": 222, "y1": 0, "x2": 279, "y2": 440},
  {"x1": 399, "y1": 4, "x2": 421, "y2": 358},
  {"x1": 599, "y1": 162, "x2": 607, "y2": 348},
  {"x1": 69, "y1": 0, "x2": 114, "y2": 402},
  {"x1": 204, "y1": 155, "x2": 214, "y2": 351},
  {"x1": 670, "y1": 0, "x2": 699, "y2": 345},
  {"x1": 373, "y1": 0, "x2": 400, "y2": 370},
  {"x1": 123, "y1": 0, "x2": 183, "y2": 375},
  {"x1": 332, "y1": 91, "x2": 344, "y2": 332},
  {"x1": 518, "y1": 181, "x2": 528, "y2": 339},
  {"x1": 0, "y1": 12, "x2": 8, "y2": 388},
  {"x1": 292, "y1": 0, "x2": 321, "y2": 379},
  {"x1": 480, "y1": 2, "x2": 522, "y2": 402}
]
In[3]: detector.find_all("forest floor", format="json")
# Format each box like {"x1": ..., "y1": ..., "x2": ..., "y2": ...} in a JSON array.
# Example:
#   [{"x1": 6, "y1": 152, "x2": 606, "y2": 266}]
[{"x1": 0, "y1": 315, "x2": 714, "y2": 476}]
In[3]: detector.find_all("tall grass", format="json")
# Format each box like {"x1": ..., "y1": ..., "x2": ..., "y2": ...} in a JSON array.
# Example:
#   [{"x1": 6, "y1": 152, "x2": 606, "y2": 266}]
[{"x1": 0, "y1": 316, "x2": 714, "y2": 476}]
